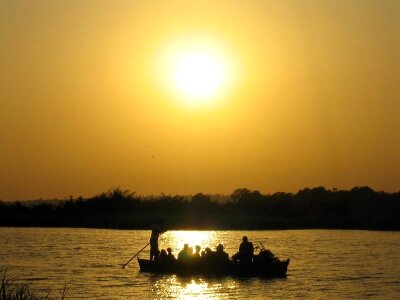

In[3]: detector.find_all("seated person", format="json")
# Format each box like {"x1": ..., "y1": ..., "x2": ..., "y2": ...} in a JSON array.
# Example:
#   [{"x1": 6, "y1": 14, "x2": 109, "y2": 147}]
[
  {"x1": 192, "y1": 245, "x2": 202, "y2": 267},
  {"x1": 178, "y1": 244, "x2": 191, "y2": 265},
  {"x1": 233, "y1": 236, "x2": 254, "y2": 263},
  {"x1": 202, "y1": 247, "x2": 215, "y2": 264},
  {"x1": 166, "y1": 247, "x2": 176, "y2": 263},
  {"x1": 254, "y1": 249, "x2": 278, "y2": 263},
  {"x1": 193, "y1": 245, "x2": 201, "y2": 259},
  {"x1": 155, "y1": 249, "x2": 168, "y2": 265},
  {"x1": 215, "y1": 244, "x2": 230, "y2": 265}
]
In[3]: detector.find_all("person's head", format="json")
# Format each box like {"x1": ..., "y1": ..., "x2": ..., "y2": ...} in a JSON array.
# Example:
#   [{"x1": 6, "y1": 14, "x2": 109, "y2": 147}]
[
  {"x1": 201, "y1": 250, "x2": 206, "y2": 256},
  {"x1": 183, "y1": 243, "x2": 189, "y2": 250},
  {"x1": 152, "y1": 223, "x2": 161, "y2": 231},
  {"x1": 242, "y1": 236, "x2": 248, "y2": 242},
  {"x1": 216, "y1": 244, "x2": 224, "y2": 252},
  {"x1": 205, "y1": 247, "x2": 211, "y2": 254},
  {"x1": 160, "y1": 249, "x2": 167, "y2": 256},
  {"x1": 195, "y1": 245, "x2": 201, "y2": 253},
  {"x1": 167, "y1": 247, "x2": 172, "y2": 254}
]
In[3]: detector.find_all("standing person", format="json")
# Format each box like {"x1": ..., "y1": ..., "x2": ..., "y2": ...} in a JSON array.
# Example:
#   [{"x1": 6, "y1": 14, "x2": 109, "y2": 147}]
[{"x1": 150, "y1": 223, "x2": 165, "y2": 261}]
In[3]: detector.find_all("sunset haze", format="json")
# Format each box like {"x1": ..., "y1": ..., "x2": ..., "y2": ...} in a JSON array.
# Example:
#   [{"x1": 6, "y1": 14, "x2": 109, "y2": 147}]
[{"x1": 1, "y1": 0, "x2": 399, "y2": 200}]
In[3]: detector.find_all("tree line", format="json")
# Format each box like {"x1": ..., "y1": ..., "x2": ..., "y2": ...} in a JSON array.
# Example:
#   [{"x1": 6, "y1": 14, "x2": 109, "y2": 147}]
[{"x1": 1, "y1": 186, "x2": 399, "y2": 230}]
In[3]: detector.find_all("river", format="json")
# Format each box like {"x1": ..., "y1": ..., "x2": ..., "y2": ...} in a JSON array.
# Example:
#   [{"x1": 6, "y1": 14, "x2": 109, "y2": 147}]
[{"x1": 0, "y1": 228, "x2": 399, "y2": 299}]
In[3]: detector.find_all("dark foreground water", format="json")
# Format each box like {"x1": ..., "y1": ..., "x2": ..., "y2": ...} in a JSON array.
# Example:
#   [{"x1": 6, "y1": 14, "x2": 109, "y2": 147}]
[{"x1": 0, "y1": 228, "x2": 399, "y2": 299}]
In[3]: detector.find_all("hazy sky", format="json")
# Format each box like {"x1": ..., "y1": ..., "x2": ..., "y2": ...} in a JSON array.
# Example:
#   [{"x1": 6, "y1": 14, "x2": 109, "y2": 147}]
[{"x1": 1, "y1": 0, "x2": 399, "y2": 200}]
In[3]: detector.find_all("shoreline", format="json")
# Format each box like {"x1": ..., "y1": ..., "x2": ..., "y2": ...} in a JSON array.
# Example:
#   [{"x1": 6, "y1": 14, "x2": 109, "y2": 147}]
[{"x1": 1, "y1": 225, "x2": 399, "y2": 232}]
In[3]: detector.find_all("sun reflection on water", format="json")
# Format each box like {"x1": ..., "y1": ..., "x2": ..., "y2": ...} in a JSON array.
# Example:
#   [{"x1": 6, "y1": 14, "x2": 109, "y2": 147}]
[
  {"x1": 178, "y1": 279, "x2": 210, "y2": 300},
  {"x1": 150, "y1": 275, "x2": 238, "y2": 300}
]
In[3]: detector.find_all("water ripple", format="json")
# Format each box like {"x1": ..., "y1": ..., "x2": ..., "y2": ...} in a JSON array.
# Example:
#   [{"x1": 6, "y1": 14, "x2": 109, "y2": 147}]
[{"x1": 1, "y1": 228, "x2": 400, "y2": 299}]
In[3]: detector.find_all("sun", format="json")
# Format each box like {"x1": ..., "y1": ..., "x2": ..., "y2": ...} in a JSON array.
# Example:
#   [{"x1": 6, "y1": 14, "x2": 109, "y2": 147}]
[
  {"x1": 173, "y1": 51, "x2": 225, "y2": 102},
  {"x1": 159, "y1": 40, "x2": 234, "y2": 107}
]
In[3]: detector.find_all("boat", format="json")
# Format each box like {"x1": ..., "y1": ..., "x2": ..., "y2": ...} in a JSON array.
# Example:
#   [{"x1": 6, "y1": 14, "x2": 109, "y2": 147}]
[{"x1": 137, "y1": 257, "x2": 290, "y2": 277}]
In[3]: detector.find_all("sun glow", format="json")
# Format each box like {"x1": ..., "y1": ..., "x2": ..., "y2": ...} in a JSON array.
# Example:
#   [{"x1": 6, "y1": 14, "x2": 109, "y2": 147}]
[
  {"x1": 160, "y1": 39, "x2": 235, "y2": 107},
  {"x1": 171, "y1": 231, "x2": 216, "y2": 250},
  {"x1": 173, "y1": 51, "x2": 224, "y2": 101}
]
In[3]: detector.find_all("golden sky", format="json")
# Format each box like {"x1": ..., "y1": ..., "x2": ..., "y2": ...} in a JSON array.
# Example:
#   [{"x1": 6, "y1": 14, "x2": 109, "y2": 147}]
[{"x1": 1, "y1": 0, "x2": 399, "y2": 200}]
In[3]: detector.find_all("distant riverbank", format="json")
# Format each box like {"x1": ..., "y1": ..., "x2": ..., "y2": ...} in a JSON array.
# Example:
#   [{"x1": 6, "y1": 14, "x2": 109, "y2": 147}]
[{"x1": 1, "y1": 187, "x2": 399, "y2": 230}]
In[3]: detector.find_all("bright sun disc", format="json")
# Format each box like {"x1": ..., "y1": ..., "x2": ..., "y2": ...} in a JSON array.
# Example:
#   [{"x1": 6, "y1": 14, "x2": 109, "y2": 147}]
[
  {"x1": 173, "y1": 52, "x2": 224, "y2": 102},
  {"x1": 160, "y1": 40, "x2": 234, "y2": 107}
]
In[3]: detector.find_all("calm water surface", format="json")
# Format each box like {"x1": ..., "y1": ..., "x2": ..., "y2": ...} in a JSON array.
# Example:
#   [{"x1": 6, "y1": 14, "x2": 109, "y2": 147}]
[{"x1": 1, "y1": 228, "x2": 399, "y2": 299}]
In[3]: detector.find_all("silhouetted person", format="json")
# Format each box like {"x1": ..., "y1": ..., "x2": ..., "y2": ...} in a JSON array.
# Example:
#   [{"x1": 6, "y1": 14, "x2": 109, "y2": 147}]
[
  {"x1": 156, "y1": 249, "x2": 168, "y2": 265},
  {"x1": 240, "y1": 236, "x2": 254, "y2": 255},
  {"x1": 192, "y1": 245, "x2": 201, "y2": 267},
  {"x1": 193, "y1": 245, "x2": 201, "y2": 259},
  {"x1": 254, "y1": 249, "x2": 276, "y2": 264},
  {"x1": 203, "y1": 247, "x2": 215, "y2": 265},
  {"x1": 215, "y1": 244, "x2": 230, "y2": 265},
  {"x1": 199, "y1": 250, "x2": 206, "y2": 264},
  {"x1": 233, "y1": 236, "x2": 254, "y2": 263},
  {"x1": 166, "y1": 247, "x2": 176, "y2": 264},
  {"x1": 150, "y1": 223, "x2": 165, "y2": 261},
  {"x1": 178, "y1": 244, "x2": 191, "y2": 265}
]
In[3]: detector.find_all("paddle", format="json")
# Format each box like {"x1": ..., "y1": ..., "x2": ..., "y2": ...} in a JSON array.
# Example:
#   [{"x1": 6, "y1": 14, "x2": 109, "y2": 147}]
[
  {"x1": 122, "y1": 230, "x2": 167, "y2": 269},
  {"x1": 122, "y1": 242, "x2": 150, "y2": 269}
]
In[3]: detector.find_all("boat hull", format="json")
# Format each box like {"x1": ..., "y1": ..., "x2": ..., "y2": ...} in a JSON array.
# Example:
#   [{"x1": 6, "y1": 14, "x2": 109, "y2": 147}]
[{"x1": 137, "y1": 258, "x2": 290, "y2": 277}]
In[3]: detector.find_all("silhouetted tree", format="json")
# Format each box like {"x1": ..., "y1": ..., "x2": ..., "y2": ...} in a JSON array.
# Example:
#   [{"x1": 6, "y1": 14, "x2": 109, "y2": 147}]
[{"x1": 1, "y1": 186, "x2": 399, "y2": 230}]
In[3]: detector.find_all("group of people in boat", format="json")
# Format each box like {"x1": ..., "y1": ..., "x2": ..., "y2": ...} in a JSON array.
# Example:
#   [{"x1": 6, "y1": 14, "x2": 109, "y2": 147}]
[
  {"x1": 149, "y1": 224, "x2": 273, "y2": 266},
  {"x1": 154, "y1": 243, "x2": 230, "y2": 267}
]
